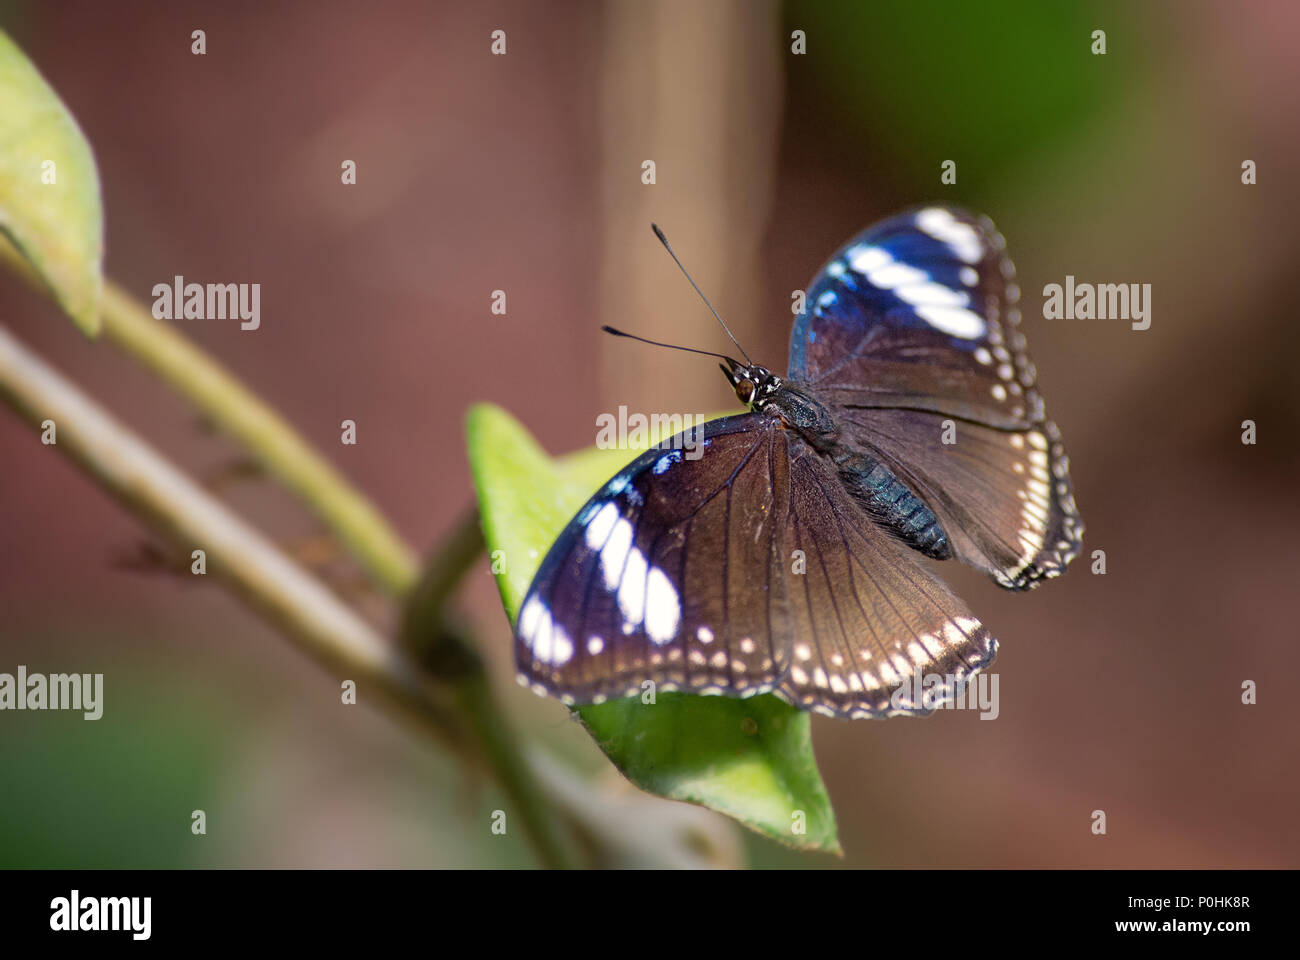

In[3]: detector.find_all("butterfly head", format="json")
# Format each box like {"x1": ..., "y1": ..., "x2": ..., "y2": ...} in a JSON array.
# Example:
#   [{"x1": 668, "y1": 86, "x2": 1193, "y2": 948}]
[{"x1": 720, "y1": 358, "x2": 781, "y2": 409}]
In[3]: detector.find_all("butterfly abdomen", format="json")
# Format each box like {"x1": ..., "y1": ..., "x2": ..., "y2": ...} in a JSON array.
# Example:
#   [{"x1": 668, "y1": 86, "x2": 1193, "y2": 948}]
[{"x1": 833, "y1": 450, "x2": 951, "y2": 560}]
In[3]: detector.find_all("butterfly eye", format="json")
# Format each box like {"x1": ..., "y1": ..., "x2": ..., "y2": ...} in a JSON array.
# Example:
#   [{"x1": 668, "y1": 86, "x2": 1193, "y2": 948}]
[{"x1": 737, "y1": 379, "x2": 756, "y2": 404}]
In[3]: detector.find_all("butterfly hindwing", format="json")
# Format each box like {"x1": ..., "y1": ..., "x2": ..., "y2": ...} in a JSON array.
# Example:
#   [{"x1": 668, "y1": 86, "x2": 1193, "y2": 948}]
[
  {"x1": 836, "y1": 408, "x2": 1082, "y2": 589},
  {"x1": 779, "y1": 440, "x2": 998, "y2": 717}
]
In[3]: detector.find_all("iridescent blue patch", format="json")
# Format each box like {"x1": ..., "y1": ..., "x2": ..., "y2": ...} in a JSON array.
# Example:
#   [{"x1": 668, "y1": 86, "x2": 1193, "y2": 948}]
[{"x1": 654, "y1": 450, "x2": 683, "y2": 475}]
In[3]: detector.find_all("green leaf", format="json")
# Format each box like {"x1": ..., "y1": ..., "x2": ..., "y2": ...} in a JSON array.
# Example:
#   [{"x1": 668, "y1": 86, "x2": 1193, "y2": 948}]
[
  {"x1": 0, "y1": 30, "x2": 104, "y2": 336},
  {"x1": 467, "y1": 402, "x2": 840, "y2": 854}
]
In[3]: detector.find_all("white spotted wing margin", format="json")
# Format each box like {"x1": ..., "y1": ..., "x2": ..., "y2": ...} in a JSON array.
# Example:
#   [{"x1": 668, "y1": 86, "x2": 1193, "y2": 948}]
[{"x1": 515, "y1": 415, "x2": 998, "y2": 718}]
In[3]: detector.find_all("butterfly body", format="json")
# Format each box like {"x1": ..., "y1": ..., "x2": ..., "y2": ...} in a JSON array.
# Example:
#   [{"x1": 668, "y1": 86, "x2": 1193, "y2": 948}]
[
  {"x1": 515, "y1": 207, "x2": 1083, "y2": 718},
  {"x1": 830, "y1": 445, "x2": 951, "y2": 560}
]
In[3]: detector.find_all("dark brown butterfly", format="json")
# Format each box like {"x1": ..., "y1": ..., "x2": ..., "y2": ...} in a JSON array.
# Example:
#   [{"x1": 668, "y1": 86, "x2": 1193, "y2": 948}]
[{"x1": 515, "y1": 208, "x2": 1082, "y2": 718}]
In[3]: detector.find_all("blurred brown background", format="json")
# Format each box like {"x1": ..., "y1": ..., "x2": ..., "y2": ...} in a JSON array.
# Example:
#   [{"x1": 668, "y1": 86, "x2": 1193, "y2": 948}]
[{"x1": 1, "y1": 0, "x2": 1297, "y2": 867}]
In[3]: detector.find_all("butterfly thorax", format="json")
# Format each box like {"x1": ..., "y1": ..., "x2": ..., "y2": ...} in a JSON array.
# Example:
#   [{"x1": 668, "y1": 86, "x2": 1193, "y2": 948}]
[{"x1": 725, "y1": 361, "x2": 951, "y2": 561}]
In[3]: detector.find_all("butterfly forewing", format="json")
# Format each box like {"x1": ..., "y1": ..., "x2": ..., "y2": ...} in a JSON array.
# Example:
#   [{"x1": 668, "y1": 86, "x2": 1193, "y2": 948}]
[
  {"x1": 793, "y1": 207, "x2": 1032, "y2": 428},
  {"x1": 515, "y1": 415, "x2": 793, "y2": 704}
]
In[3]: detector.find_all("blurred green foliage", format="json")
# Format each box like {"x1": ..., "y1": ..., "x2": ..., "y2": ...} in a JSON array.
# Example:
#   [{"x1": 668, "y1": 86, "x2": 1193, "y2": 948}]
[
  {"x1": 0, "y1": 640, "x2": 541, "y2": 868},
  {"x1": 0, "y1": 657, "x2": 237, "y2": 868},
  {"x1": 790, "y1": 0, "x2": 1133, "y2": 191}
]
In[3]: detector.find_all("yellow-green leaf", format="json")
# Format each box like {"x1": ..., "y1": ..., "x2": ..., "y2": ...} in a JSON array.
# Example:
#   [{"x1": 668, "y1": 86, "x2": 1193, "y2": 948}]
[
  {"x1": 0, "y1": 30, "x2": 103, "y2": 336},
  {"x1": 466, "y1": 402, "x2": 840, "y2": 854}
]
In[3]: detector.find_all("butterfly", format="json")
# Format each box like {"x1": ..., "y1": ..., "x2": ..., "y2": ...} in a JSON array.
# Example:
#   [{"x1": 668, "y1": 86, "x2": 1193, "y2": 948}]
[{"x1": 514, "y1": 207, "x2": 1082, "y2": 718}]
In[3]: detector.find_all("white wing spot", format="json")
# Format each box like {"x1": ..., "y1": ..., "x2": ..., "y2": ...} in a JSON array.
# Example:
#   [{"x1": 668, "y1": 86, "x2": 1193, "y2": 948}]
[
  {"x1": 518, "y1": 594, "x2": 544, "y2": 640},
  {"x1": 867, "y1": 261, "x2": 929, "y2": 288},
  {"x1": 600, "y1": 518, "x2": 633, "y2": 590},
  {"x1": 617, "y1": 547, "x2": 647, "y2": 627},
  {"x1": 916, "y1": 304, "x2": 986, "y2": 339},
  {"x1": 584, "y1": 501, "x2": 618, "y2": 549},
  {"x1": 916, "y1": 207, "x2": 984, "y2": 263},
  {"x1": 847, "y1": 244, "x2": 891, "y2": 274},
  {"x1": 532, "y1": 611, "x2": 573, "y2": 667},
  {"x1": 895, "y1": 280, "x2": 970, "y2": 308},
  {"x1": 644, "y1": 566, "x2": 680, "y2": 645}
]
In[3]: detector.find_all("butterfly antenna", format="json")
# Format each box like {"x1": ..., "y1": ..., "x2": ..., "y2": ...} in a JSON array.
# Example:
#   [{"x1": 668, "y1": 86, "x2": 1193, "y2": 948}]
[
  {"x1": 651, "y1": 223, "x2": 753, "y2": 365},
  {"x1": 601, "y1": 325, "x2": 736, "y2": 363}
]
